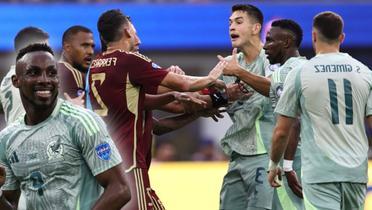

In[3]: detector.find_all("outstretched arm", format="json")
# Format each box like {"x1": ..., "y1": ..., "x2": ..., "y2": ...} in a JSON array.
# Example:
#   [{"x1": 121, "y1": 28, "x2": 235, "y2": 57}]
[
  {"x1": 160, "y1": 61, "x2": 227, "y2": 92},
  {"x1": 219, "y1": 48, "x2": 271, "y2": 97},
  {"x1": 153, "y1": 108, "x2": 224, "y2": 135},
  {"x1": 92, "y1": 165, "x2": 130, "y2": 210},
  {"x1": 144, "y1": 92, "x2": 206, "y2": 111}
]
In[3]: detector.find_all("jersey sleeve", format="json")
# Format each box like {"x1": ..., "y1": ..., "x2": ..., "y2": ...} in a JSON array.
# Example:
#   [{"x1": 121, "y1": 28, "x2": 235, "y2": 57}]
[
  {"x1": 57, "y1": 63, "x2": 85, "y2": 98},
  {"x1": 274, "y1": 68, "x2": 301, "y2": 118},
  {"x1": 126, "y1": 53, "x2": 169, "y2": 90},
  {"x1": 0, "y1": 133, "x2": 20, "y2": 191},
  {"x1": 73, "y1": 110, "x2": 122, "y2": 176},
  {"x1": 367, "y1": 87, "x2": 372, "y2": 116}
]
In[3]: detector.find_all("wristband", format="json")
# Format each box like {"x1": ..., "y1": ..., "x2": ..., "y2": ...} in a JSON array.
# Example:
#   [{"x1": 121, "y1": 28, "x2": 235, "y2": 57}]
[
  {"x1": 283, "y1": 159, "x2": 293, "y2": 172},
  {"x1": 209, "y1": 90, "x2": 228, "y2": 108},
  {"x1": 267, "y1": 159, "x2": 279, "y2": 172}
]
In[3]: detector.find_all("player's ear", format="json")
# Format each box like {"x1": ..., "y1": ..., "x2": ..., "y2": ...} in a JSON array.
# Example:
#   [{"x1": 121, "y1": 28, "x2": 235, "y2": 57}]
[
  {"x1": 63, "y1": 42, "x2": 71, "y2": 52},
  {"x1": 312, "y1": 30, "x2": 317, "y2": 43},
  {"x1": 284, "y1": 36, "x2": 292, "y2": 49},
  {"x1": 11, "y1": 74, "x2": 20, "y2": 88},
  {"x1": 252, "y1": 23, "x2": 261, "y2": 35},
  {"x1": 339, "y1": 33, "x2": 345, "y2": 44},
  {"x1": 124, "y1": 27, "x2": 131, "y2": 38}
]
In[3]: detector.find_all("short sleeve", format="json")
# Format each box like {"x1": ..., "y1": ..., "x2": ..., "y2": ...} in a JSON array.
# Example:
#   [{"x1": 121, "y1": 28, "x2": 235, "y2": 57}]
[
  {"x1": 367, "y1": 88, "x2": 372, "y2": 116},
  {"x1": 0, "y1": 135, "x2": 19, "y2": 191},
  {"x1": 74, "y1": 110, "x2": 122, "y2": 176},
  {"x1": 126, "y1": 53, "x2": 169, "y2": 90},
  {"x1": 274, "y1": 68, "x2": 301, "y2": 118}
]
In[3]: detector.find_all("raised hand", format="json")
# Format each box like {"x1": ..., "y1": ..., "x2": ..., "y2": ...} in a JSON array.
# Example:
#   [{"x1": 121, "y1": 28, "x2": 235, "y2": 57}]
[
  {"x1": 174, "y1": 92, "x2": 207, "y2": 112},
  {"x1": 198, "y1": 107, "x2": 225, "y2": 122},
  {"x1": 226, "y1": 83, "x2": 253, "y2": 102},
  {"x1": 166, "y1": 65, "x2": 185, "y2": 75},
  {"x1": 285, "y1": 170, "x2": 303, "y2": 198},
  {"x1": 217, "y1": 48, "x2": 241, "y2": 76},
  {"x1": 208, "y1": 60, "x2": 228, "y2": 81},
  {"x1": 64, "y1": 92, "x2": 85, "y2": 107}
]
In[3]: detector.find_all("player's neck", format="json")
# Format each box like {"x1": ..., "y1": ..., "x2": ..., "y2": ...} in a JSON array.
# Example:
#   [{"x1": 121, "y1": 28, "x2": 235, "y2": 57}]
[
  {"x1": 240, "y1": 40, "x2": 263, "y2": 64},
  {"x1": 106, "y1": 40, "x2": 130, "y2": 53},
  {"x1": 23, "y1": 99, "x2": 57, "y2": 126},
  {"x1": 315, "y1": 42, "x2": 340, "y2": 54},
  {"x1": 61, "y1": 52, "x2": 72, "y2": 64},
  {"x1": 281, "y1": 49, "x2": 300, "y2": 65}
]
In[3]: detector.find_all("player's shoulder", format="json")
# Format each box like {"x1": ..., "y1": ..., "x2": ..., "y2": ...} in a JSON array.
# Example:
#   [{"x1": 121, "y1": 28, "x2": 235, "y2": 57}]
[
  {"x1": 126, "y1": 51, "x2": 152, "y2": 63},
  {"x1": 58, "y1": 100, "x2": 102, "y2": 134},
  {"x1": 0, "y1": 121, "x2": 23, "y2": 145},
  {"x1": 57, "y1": 61, "x2": 70, "y2": 71}
]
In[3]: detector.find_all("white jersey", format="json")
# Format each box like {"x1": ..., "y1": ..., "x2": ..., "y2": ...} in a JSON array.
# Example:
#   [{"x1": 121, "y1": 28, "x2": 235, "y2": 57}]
[
  {"x1": 0, "y1": 65, "x2": 25, "y2": 125},
  {"x1": 275, "y1": 52, "x2": 372, "y2": 183}
]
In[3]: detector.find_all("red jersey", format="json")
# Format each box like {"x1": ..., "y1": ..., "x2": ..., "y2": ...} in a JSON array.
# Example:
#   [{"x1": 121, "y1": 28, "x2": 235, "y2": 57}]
[
  {"x1": 57, "y1": 61, "x2": 85, "y2": 98},
  {"x1": 88, "y1": 50, "x2": 168, "y2": 171}
]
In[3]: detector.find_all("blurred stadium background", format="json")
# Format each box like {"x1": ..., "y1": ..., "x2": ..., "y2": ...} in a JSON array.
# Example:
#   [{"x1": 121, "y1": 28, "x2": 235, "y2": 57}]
[{"x1": 0, "y1": 0, "x2": 371, "y2": 209}]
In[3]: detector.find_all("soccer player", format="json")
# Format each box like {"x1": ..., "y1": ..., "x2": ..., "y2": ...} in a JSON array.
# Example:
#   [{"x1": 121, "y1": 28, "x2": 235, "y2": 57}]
[
  {"x1": 218, "y1": 4, "x2": 276, "y2": 210},
  {"x1": 268, "y1": 11, "x2": 372, "y2": 210},
  {"x1": 89, "y1": 9, "x2": 227, "y2": 210},
  {"x1": 0, "y1": 27, "x2": 49, "y2": 125},
  {"x1": 0, "y1": 43, "x2": 130, "y2": 210},
  {"x1": 58, "y1": 25, "x2": 95, "y2": 106},
  {"x1": 221, "y1": 19, "x2": 306, "y2": 209}
]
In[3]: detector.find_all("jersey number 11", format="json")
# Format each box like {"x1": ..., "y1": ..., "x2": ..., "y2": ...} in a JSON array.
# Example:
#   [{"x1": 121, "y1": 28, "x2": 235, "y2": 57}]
[{"x1": 327, "y1": 79, "x2": 353, "y2": 125}]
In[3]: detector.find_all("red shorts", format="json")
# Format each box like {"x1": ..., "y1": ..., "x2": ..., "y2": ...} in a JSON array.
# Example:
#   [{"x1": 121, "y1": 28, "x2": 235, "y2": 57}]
[{"x1": 122, "y1": 168, "x2": 165, "y2": 210}]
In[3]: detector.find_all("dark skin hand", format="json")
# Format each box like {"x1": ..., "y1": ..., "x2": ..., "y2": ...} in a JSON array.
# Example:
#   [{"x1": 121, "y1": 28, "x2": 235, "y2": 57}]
[{"x1": 0, "y1": 167, "x2": 19, "y2": 210}]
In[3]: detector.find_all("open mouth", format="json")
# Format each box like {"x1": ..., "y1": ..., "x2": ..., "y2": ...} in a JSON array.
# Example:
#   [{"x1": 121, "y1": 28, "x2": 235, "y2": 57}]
[
  {"x1": 230, "y1": 34, "x2": 239, "y2": 40},
  {"x1": 84, "y1": 57, "x2": 92, "y2": 64}
]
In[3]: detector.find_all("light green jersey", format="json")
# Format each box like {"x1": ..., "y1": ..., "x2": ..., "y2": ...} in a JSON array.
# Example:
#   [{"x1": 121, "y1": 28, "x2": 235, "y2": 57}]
[
  {"x1": 275, "y1": 52, "x2": 372, "y2": 184},
  {"x1": 221, "y1": 49, "x2": 275, "y2": 156},
  {"x1": 270, "y1": 57, "x2": 307, "y2": 108},
  {"x1": 0, "y1": 65, "x2": 25, "y2": 125},
  {"x1": 0, "y1": 99, "x2": 122, "y2": 210}
]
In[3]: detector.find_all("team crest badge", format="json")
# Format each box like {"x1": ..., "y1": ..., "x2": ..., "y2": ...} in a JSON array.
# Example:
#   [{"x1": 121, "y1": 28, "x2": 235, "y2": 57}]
[
  {"x1": 95, "y1": 142, "x2": 111, "y2": 161},
  {"x1": 47, "y1": 139, "x2": 64, "y2": 160}
]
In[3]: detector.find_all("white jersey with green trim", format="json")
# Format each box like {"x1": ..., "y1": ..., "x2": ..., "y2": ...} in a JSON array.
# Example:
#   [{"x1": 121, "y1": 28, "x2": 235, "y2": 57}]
[
  {"x1": 0, "y1": 99, "x2": 122, "y2": 209},
  {"x1": 275, "y1": 52, "x2": 372, "y2": 183},
  {"x1": 0, "y1": 65, "x2": 25, "y2": 125},
  {"x1": 269, "y1": 56, "x2": 307, "y2": 108},
  {"x1": 221, "y1": 49, "x2": 276, "y2": 156}
]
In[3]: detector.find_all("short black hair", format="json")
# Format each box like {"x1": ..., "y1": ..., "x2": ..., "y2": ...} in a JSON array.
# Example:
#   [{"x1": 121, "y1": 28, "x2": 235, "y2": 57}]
[
  {"x1": 313, "y1": 11, "x2": 344, "y2": 43},
  {"x1": 16, "y1": 43, "x2": 54, "y2": 61},
  {"x1": 62, "y1": 25, "x2": 92, "y2": 45},
  {"x1": 14, "y1": 27, "x2": 49, "y2": 52},
  {"x1": 272, "y1": 19, "x2": 303, "y2": 48},
  {"x1": 232, "y1": 4, "x2": 263, "y2": 27},
  {"x1": 97, "y1": 9, "x2": 130, "y2": 43}
]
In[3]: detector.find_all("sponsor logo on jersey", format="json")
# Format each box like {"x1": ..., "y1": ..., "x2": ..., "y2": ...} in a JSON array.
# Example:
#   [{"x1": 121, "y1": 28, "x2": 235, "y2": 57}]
[
  {"x1": 152, "y1": 62, "x2": 161, "y2": 69},
  {"x1": 9, "y1": 151, "x2": 19, "y2": 164},
  {"x1": 47, "y1": 139, "x2": 64, "y2": 160},
  {"x1": 77, "y1": 89, "x2": 85, "y2": 97},
  {"x1": 95, "y1": 142, "x2": 111, "y2": 161}
]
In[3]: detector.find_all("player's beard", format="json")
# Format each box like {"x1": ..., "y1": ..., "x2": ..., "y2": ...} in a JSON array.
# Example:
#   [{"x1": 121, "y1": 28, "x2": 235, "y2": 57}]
[
  {"x1": 20, "y1": 88, "x2": 58, "y2": 111},
  {"x1": 73, "y1": 62, "x2": 88, "y2": 73}
]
